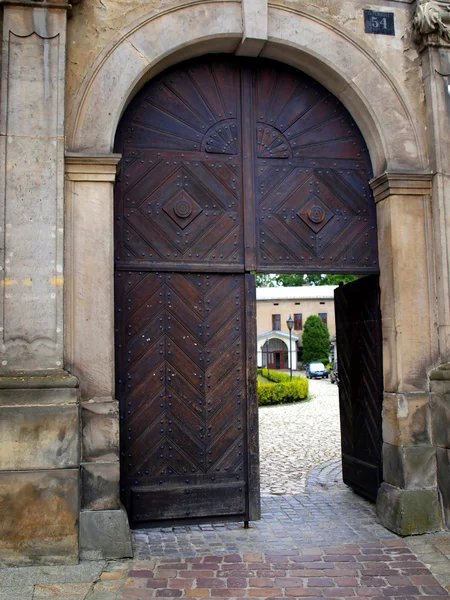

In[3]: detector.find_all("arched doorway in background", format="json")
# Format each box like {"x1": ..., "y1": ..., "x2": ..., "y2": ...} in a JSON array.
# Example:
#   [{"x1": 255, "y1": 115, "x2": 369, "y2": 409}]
[{"x1": 262, "y1": 339, "x2": 289, "y2": 370}]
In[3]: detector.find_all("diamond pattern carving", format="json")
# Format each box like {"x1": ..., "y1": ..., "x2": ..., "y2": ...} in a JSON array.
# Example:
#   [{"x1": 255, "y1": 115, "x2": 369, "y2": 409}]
[
  {"x1": 163, "y1": 189, "x2": 203, "y2": 230},
  {"x1": 117, "y1": 157, "x2": 243, "y2": 264},
  {"x1": 260, "y1": 167, "x2": 377, "y2": 266},
  {"x1": 297, "y1": 196, "x2": 334, "y2": 233}
]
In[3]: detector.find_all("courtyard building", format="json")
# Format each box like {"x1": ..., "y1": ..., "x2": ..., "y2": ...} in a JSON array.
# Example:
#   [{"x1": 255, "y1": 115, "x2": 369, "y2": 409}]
[
  {"x1": 256, "y1": 285, "x2": 336, "y2": 369},
  {"x1": 0, "y1": 0, "x2": 450, "y2": 568}
]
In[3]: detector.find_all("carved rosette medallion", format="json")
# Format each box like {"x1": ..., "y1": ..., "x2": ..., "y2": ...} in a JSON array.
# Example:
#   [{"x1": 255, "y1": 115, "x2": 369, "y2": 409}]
[
  {"x1": 297, "y1": 196, "x2": 334, "y2": 233},
  {"x1": 173, "y1": 199, "x2": 193, "y2": 219},
  {"x1": 163, "y1": 190, "x2": 203, "y2": 230},
  {"x1": 308, "y1": 205, "x2": 326, "y2": 224}
]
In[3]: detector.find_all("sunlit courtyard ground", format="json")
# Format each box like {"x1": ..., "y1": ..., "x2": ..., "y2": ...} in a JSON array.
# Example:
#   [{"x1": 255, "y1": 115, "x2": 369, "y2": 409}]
[{"x1": 259, "y1": 375, "x2": 342, "y2": 495}]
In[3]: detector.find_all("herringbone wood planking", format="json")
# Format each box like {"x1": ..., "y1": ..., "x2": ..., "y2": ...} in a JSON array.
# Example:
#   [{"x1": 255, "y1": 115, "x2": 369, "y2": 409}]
[
  {"x1": 334, "y1": 275, "x2": 383, "y2": 502},
  {"x1": 116, "y1": 272, "x2": 247, "y2": 523}
]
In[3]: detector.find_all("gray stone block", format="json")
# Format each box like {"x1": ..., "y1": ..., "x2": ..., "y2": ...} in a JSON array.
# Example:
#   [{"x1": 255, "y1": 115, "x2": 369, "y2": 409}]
[
  {"x1": 0, "y1": 404, "x2": 79, "y2": 470},
  {"x1": 431, "y1": 392, "x2": 450, "y2": 447},
  {"x1": 81, "y1": 462, "x2": 120, "y2": 510},
  {"x1": 382, "y1": 393, "x2": 432, "y2": 446},
  {"x1": 0, "y1": 469, "x2": 79, "y2": 566},
  {"x1": 81, "y1": 400, "x2": 119, "y2": 462},
  {"x1": 0, "y1": 387, "x2": 78, "y2": 406},
  {"x1": 376, "y1": 482, "x2": 442, "y2": 535},
  {"x1": 79, "y1": 508, "x2": 132, "y2": 560},
  {"x1": 0, "y1": 371, "x2": 78, "y2": 390},
  {"x1": 382, "y1": 443, "x2": 437, "y2": 489},
  {"x1": 430, "y1": 379, "x2": 450, "y2": 394},
  {"x1": 437, "y1": 447, "x2": 450, "y2": 529},
  {"x1": 430, "y1": 364, "x2": 450, "y2": 381}
]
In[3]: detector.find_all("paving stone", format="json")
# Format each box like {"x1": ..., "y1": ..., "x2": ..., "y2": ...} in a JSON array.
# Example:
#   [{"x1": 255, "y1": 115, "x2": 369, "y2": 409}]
[
  {"x1": 110, "y1": 544, "x2": 450, "y2": 598},
  {"x1": 0, "y1": 561, "x2": 105, "y2": 586},
  {"x1": 260, "y1": 378, "x2": 341, "y2": 495},
  {"x1": 34, "y1": 582, "x2": 92, "y2": 596},
  {"x1": 0, "y1": 587, "x2": 34, "y2": 600},
  {"x1": 86, "y1": 593, "x2": 118, "y2": 600}
]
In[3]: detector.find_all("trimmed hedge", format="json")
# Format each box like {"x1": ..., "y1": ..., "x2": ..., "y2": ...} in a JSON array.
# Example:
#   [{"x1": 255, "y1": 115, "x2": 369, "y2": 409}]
[
  {"x1": 257, "y1": 368, "x2": 309, "y2": 405},
  {"x1": 258, "y1": 379, "x2": 309, "y2": 406},
  {"x1": 258, "y1": 368, "x2": 300, "y2": 383}
]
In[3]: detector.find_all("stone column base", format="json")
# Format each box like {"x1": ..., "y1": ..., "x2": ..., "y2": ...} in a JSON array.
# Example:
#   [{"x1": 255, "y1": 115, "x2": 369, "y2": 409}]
[
  {"x1": 0, "y1": 371, "x2": 80, "y2": 566},
  {"x1": 79, "y1": 507, "x2": 133, "y2": 560},
  {"x1": 376, "y1": 483, "x2": 442, "y2": 535}
]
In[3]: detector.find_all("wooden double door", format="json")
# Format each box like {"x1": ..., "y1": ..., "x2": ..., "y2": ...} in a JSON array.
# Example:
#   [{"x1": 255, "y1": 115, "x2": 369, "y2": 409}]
[{"x1": 114, "y1": 56, "x2": 380, "y2": 525}]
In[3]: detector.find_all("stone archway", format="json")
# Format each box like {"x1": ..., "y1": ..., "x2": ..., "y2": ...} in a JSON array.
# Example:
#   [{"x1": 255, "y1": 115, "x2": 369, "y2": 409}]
[
  {"x1": 64, "y1": 1, "x2": 441, "y2": 547},
  {"x1": 67, "y1": 3, "x2": 425, "y2": 175}
]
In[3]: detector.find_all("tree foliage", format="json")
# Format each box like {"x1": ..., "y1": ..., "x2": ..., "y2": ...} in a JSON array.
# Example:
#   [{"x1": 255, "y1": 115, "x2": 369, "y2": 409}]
[
  {"x1": 256, "y1": 273, "x2": 358, "y2": 287},
  {"x1": 255, "y1": 273, "x2": 277, "y2": 287},
  {"x1": 302, "y1": 315, "x2": 331, "y2": 365}
]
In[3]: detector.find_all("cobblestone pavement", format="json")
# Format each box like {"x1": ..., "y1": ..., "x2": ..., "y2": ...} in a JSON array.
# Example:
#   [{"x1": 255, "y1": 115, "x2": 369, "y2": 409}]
[
  {"x1": 1, "y1": 382, "x2": 450, "y2": 599},
  {"x1": 105, "y1": 541, "x2": 450, "y2": 599},
  {"x1": 260, "y1": 377, "x2": 340, "y2": 495}
]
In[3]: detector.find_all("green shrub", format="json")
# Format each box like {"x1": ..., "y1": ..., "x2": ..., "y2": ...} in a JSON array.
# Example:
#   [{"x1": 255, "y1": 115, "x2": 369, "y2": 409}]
[
  {"x1": 259, "y1": 367, "x2": 302, "y2": 383},
  {"x1": 257, "y1": 378, "x2": 309, "y2": 406}
]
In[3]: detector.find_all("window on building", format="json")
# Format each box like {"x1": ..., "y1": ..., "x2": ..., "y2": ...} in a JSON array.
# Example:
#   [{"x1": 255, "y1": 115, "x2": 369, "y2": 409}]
[
  {"x1": 272, "y1": 314, "x2": 281, "y2": 330},
  {"x1": 294, "y1": 313, "x2": 302, "y2": 330},
  {"x1": 319, "y1": 312, "x2": 327, "y2": 325},
  {"x1": 320, "y1": 301, "x2": 325, "y2": 305}
]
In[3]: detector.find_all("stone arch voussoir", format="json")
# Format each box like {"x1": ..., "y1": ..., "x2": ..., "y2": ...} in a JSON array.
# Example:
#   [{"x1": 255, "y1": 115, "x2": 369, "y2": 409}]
[{"x1": 67, "y1": 2, "x2": 426, "y2": 177}]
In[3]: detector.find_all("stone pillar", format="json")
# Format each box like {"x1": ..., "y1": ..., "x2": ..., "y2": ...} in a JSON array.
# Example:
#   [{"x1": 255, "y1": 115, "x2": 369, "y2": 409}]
[
  {"x1": 371, "y1": 172, "x2": 443, "y2": 535},
  {"x1": 412, "y1": 0, "x2": 450, "y2": 533},
  {"x1": 0, "y1": 0, "x2": 83, "y2": 566},
  {"x1": 0, "y1": 0, "x2": 68, "y2": 371},
  {"x1": 413, "y1": 1, "x2": 450, "y2": 363},
  {"x1": 65, "y1": 154, "x2": 132, "y2": 560}
]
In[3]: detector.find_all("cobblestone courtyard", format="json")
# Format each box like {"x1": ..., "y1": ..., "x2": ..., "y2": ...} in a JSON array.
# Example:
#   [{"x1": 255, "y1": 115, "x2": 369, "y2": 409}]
[
  {"x1": 259, "y1": 378, "x2": 341, "y2": 495},
  {"x1": 1, "y1": 381, "x2": 450, "y2": 599}
]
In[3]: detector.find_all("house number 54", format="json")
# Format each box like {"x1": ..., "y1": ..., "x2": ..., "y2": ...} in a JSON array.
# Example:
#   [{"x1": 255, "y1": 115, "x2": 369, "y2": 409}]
[{"x1": 364, "y1": 10, "x2": 395, "y2": 36}]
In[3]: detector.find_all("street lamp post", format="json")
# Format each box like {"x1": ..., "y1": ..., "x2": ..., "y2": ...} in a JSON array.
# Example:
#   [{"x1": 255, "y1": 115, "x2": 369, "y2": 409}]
[{"x1": 286, "y1": 315, "x2": 294, "y2": 381}]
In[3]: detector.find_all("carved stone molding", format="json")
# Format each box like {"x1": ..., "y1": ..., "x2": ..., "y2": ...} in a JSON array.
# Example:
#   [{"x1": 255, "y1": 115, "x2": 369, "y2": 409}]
[
  {"x1": 370, "y1": 172, "x2": 433, "y2": 203},
  {"x1": 0, "y1": 0, "x2": 72, "y2": 8},
  {"x1": 65, "y1": 153, "x2": 121, "y2": 182},
  {"x1": 413, "y1": 0, "x2": 450, "y2": 46}
]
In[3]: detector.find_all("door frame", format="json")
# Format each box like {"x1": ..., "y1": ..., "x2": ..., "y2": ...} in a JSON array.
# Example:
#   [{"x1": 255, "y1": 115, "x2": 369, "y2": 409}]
[{"x1": 64, "y1": 4, "x2": 439, "y2": 537}]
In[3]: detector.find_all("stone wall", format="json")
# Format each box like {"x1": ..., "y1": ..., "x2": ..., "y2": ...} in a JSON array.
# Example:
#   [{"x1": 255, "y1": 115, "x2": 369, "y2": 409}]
[{"x1": 0, "y1": 0, "x2": 449, "y2": 566}]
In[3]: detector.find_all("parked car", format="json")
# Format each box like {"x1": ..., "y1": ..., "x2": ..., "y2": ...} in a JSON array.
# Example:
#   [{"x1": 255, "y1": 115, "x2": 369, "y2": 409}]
[{"x1": 306, "y1": 362, "x2": 329, "y2": 379}]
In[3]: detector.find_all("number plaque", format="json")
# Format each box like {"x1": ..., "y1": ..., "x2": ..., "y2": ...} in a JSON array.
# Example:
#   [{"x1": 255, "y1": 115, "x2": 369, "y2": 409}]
[{"x1": 364, "y1": 10, "x2": 395, "y2": 36}]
